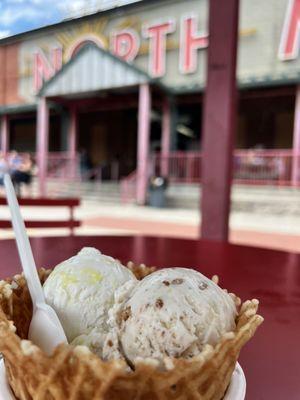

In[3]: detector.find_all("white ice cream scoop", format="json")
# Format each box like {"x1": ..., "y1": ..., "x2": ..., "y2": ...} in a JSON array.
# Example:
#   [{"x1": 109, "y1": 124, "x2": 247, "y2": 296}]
[
  {"x1": 4, "y1": 174, "x2": 67, "y2": 355},
  {"x1": 43, "y1": 247, "x2": 137, "y2": 356},
  {"x1": 105, "y1": 267, "x2": 237, "y2": 364}
]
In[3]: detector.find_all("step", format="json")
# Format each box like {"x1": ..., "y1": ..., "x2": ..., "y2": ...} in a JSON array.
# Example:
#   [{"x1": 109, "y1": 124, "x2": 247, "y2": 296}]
[{"x1": 29, "y1": 180, "x2": 300, "y2": 215}]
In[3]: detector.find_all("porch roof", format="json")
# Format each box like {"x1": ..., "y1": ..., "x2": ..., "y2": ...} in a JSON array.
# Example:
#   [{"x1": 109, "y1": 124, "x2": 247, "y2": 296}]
[{"x1": 39, "y1": 43, "x2": 155, "y2": 98}]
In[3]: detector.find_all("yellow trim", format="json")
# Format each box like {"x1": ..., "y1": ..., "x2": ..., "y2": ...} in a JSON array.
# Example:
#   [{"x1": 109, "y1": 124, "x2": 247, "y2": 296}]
[{"x1": 240, "y1": 28, "x2": 257, "y2": 37}]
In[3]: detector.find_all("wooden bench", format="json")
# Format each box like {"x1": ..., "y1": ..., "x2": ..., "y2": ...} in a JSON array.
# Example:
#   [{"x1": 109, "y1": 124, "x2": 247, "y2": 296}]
[{"x1": 0, "y1": 198, "x2": 81, "y2": 235}]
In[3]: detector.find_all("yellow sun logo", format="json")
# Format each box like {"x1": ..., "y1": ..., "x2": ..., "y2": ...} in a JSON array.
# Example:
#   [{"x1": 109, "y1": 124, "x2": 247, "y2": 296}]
[{"x1": 56, "y1": 18, "x2": 109, "y2": 62}]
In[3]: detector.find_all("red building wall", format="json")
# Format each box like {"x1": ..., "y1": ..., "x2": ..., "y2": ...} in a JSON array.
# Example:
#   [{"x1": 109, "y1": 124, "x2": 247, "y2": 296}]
[
  {"x1": 0, "y1": 47, "x2": 6, "y2": 105},
  {"x1": 0, "y1": 43, "x2": 23, "y2": 106}
]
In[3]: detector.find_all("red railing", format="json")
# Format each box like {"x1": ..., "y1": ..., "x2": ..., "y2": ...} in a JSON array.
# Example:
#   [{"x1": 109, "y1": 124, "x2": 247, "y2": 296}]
[
  {"x1": 150, "y1": 151, "x2": 202, "y2": 183},
  {"x1": 233, "y1": 150, "x2": 293, "y2": 186},
  {"x1": 41, "y1": 150, "x2": 299, "y2": 202},
  {"x1": 151, "y1": 150, "x2": 296, "y2": 185},
  {"x1": 7, "y1": 152, "x2": 79, "y2": 180},
  {"x1": 121, "y1": 150, "x2": 298, "y2": 203},
  {"x1": 46, "y1": 152, "x2": 79, "y2": 180},
  {"x1": 120, "y1": 170, "x2": 137, "y2": 203},
  {"x1": 46, "y1": 155, "x2": 129, "y2": 182}
]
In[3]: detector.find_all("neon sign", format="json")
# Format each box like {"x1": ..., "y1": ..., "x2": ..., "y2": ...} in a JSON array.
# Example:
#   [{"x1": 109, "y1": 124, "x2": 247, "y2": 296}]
[
  {"x1": 33, "y1": 15, "x2": 208, "y2": 91},
  {"x1": 33, "y1": 48, "x2": 62, "y2": 91},
  {"x1": 278, "y1": 0, "x2": 300, "y2": 60}
]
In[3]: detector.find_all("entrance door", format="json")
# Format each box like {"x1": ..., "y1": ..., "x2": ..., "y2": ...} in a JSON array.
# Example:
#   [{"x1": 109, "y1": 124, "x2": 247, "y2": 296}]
[
  {"x1": 90, "y1": 123, "x2": 108, "y2": 166},
  {"x1": 78, "y1": 108, "x2": 138, "y2": 179}
]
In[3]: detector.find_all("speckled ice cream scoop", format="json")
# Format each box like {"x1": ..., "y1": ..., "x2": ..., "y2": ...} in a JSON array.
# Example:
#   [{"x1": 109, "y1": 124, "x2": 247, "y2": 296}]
[
  {"x1": 43, "y1": 247, "x2": 136, "y2": 354},
  {"x1": 103, "y1": 267, "x2": 237, "y2": 365}
]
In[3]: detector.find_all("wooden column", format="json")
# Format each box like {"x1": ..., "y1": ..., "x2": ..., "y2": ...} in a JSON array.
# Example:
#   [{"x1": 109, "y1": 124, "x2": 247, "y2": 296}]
[
  {"x1": 68, "y1": 106, "x2": 77, "y2": 179},
  {"x1": 201, "y1": 0, "x2": 239, "y2": 241},
  {"x1": 161, "y1": 97, "x2": 171, "y2": 176},
  {"x1": 1, "y1": 115, "x2": 9, "y2": 154},
  {"x1": 137, "y1": 83, "x2": 151, "y2": 205},
  {"x1": 292, "y1": 86, "x2": 300, "y2": 186},
  {"x1": 36, "y1": 97, "x2": 49, "y2": 196}
]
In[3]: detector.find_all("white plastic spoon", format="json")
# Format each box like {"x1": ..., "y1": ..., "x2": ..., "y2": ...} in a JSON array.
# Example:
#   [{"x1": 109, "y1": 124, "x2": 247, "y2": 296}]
[{"x1": 4, "y1": 174, "x2": 67, "y2": 355}]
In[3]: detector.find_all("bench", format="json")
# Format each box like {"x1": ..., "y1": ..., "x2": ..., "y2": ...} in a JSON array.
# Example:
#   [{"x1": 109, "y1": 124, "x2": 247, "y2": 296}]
[{"x1": 0, "y1": 197, "x2": 81, "y2": 235}]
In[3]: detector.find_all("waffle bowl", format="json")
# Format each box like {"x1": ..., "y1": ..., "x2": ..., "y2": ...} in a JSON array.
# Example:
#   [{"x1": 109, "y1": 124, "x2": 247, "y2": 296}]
[{"x1": 0, "y1": 264, "x2": 263, "y2": 400}]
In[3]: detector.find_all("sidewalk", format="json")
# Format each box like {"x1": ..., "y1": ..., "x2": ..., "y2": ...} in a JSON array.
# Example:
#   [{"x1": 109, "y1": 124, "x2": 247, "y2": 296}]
[
  {"x1": 80, "y1": 202, "x2": 300, "y2": 253},
  {"x1": 0, "y1": 199, "x2": 299, "y2": 253}
]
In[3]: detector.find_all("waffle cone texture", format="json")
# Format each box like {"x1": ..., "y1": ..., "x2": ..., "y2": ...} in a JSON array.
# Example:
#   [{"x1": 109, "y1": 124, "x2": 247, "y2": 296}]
[{"x1": 0, "y1": 265, "x2": 263, "y2": 400}]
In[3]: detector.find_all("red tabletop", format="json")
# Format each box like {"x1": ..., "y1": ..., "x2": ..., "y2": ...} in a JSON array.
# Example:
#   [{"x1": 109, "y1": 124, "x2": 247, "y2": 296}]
[{"x1": 0, "y1": 235, "x2": 299, "y2": 400}]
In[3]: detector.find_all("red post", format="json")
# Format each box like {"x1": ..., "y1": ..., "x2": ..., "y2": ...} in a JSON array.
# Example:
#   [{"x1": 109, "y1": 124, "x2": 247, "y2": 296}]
[
  {"x1": 137, "y1": 83, "x2": 151, "y2": 205},
  {"x1": 69, "y1": 205, "x2": 74, "y2": 236},
  {"x1": 0, "y1": 115, "x2": 9, "y2": 154},
  {"x1": 292, "y1": 85, "x2": 300, "y2": 186},
  {"x1": 161, "y1": 97, "x2": 171, "y2": 176},
  {"x1": 36, "y1": 97, "x2": 49, "y2": 196},
  {"x1": 69, "y1": 106, "x2": 77, "y2": 179},
  {"x1": 201, "y1": 0, "x2": 239, "y2": 241}
]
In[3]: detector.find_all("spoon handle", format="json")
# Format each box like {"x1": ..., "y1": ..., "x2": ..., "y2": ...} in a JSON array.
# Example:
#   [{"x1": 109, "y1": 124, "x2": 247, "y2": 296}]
[{"x1": 4, "y1": 174, "x2": 45, "y2": 305}]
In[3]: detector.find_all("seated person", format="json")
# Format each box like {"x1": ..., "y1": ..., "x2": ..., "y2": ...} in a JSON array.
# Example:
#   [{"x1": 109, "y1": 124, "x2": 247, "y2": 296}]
[{"x1": 11, "y1": 153, "x2": 34, "y2": 197}]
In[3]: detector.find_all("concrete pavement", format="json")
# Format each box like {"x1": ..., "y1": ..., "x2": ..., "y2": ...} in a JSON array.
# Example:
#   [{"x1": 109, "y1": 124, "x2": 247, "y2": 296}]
[{"x1": 0, "y1": 197, "x2": 299, "y2": 253}]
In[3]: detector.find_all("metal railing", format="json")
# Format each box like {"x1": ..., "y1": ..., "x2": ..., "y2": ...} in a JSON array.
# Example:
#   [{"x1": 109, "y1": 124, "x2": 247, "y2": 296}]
[
  {"x1": 233, "y1": 150, "x2": 293, "y2": 186},
  {"x1": 120, "y1": 170, "x2": 137, "y2": 203},
  {"x1": 150, "y1": 151, "x2": 202, "y2": 183},
  {"x1": 79, "y1": 161, "x2": 135, "y2": 182},
  {"x1": 46, "y1": 152, "x2": 80, "y2": 180},
  {"x1": 41, "y1": 150, "x2": 299, "y2": 202},
  {"x1": 120, "y1": 150, "x2": 299, "y2": 203},
  {"x1": 45, "y1": 155, "x2": 134, "y2": 182},
  {"x1": 150, "y1": 150, "x2": 296, "y2": 185}
]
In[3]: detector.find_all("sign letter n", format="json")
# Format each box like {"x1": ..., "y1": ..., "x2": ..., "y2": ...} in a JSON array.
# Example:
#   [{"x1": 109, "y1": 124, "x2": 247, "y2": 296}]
[
  {"x1": 33, "y1": 48, "x2": 62, "y2": 92},
  {"x1": 278, "y1": 0, "x2": 300, "y2": 60}
]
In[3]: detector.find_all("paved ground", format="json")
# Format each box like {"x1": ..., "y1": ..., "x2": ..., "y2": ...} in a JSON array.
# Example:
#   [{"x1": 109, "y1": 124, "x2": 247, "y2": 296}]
[{"x1": 0, "y1": 196, "x2": 299, "y2": 253}]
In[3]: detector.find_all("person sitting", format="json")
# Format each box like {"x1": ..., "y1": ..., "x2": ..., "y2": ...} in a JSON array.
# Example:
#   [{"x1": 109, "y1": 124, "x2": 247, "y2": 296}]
[
  {"x1": 11, "y1": 153, "x2": 34, "y2": 197},
  {"x1": 8, "y1": 150, "x2": 22, "y2": 173}
]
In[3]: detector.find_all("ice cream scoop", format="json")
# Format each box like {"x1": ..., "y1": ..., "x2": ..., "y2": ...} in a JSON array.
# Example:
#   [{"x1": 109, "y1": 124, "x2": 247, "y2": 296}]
[
  {"x1": 104, "y1": 267, "x2": 237, "y2": 365},
  {"x1": 44, "y1": 247, "x2": 136, "y2": 355}
]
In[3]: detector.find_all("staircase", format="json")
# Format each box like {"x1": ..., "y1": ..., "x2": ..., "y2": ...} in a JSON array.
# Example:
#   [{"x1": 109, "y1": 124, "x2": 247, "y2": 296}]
[
  {"x1": 31, "y1": 180, "x2": 122, "y2": 204},
  {"x1": 34, "y1": 180, "x2": 300, "y2": 217},
  {"x1": 167, "y1": 183, "x2": 300, "y2": 215}
]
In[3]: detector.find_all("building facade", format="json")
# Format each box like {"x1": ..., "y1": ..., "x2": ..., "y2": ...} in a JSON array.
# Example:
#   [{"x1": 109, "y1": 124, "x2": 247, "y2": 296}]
[{"x1": 0, "y1": 0, "x2": 300, "y2": 198}]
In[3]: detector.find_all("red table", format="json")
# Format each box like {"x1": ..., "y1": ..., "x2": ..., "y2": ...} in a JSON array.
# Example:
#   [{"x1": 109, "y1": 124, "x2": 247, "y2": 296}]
[{"x1": 0, "y1": 235, "x2": 299, "y2": 400}]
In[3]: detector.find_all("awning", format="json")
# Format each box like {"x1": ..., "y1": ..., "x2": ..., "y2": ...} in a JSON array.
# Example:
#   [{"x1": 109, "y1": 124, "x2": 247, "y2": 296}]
[
  {"x1": 38, "y1": 43, "x2": 153, "y2": 98},
  {"x1": 0, "y1": 103, "x2": 37, "y2": 115},
  {"x1": 171, "y1": 71, "x2": 300, "y2": 95}
]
